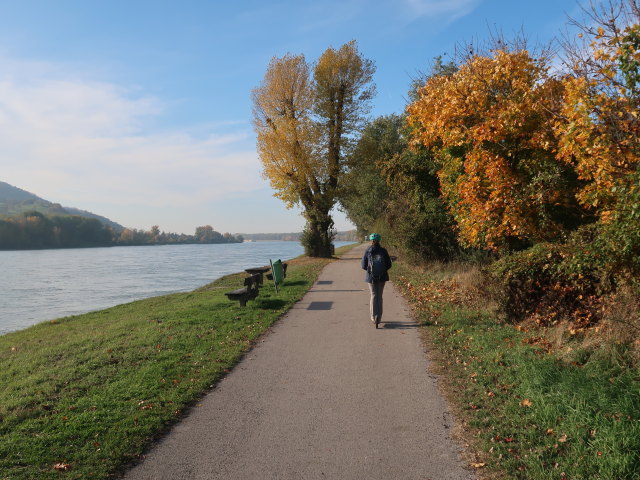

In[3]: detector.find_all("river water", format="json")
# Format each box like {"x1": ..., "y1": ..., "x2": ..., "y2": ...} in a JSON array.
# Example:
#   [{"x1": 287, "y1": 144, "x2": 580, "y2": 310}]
[{"x1": 0, "y1": 241, "x2": 355, "y2": 335}]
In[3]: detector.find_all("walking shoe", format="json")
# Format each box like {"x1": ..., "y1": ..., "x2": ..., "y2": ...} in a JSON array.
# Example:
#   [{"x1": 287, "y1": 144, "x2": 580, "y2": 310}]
[{"x1": 375, "y1": 317, "x2": 380, "y2": 329}]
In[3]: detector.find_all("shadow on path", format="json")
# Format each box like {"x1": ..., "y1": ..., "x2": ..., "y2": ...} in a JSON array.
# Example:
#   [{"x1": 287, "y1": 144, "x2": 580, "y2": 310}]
[
  {"x1": 381, "y1": 321, "x2": 418, "y2": 330},
  {"x1": 309, "y1": 289, "x2": 364, "y2": 293},
  {"x1": 306, "y1": 301, "x2": 334, "y2": 310}
]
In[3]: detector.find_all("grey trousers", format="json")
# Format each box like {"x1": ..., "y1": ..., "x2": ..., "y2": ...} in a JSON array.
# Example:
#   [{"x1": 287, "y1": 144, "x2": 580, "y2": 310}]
[{"x1": 368, "y1": 281, "x2": 385, "y2": 321}]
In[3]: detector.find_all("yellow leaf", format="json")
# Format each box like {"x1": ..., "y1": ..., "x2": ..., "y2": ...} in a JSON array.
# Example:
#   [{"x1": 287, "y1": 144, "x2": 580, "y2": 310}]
[{"x1": 53, "y1": 463, "x2": 72, "y2": 472}]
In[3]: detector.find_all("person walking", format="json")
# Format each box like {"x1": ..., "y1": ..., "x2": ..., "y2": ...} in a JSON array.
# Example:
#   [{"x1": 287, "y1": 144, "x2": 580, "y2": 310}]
[{"x1": 361, "y1": 233, "x2": 392, "y2": 328}]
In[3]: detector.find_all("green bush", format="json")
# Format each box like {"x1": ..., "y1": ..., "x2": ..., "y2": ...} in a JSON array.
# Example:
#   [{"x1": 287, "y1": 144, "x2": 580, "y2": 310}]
[
  {"x1": 596, "y1": 172, "x2": 640, "y2": 280},
  {"x1": 384, "y1": 190, "x2": 461, "y2": 263}
]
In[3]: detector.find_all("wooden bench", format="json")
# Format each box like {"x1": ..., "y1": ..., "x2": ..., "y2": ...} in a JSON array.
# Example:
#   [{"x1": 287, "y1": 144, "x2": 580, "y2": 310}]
[
  {"x1": 225, "y1": 273, "x2": 261, "y2": 306},
  {"x1": 244, "y1": 266, "x2": 271, "y2": 286},
  {"x1": 266, "y1": 262, "x2": 288, "y2": 281}
]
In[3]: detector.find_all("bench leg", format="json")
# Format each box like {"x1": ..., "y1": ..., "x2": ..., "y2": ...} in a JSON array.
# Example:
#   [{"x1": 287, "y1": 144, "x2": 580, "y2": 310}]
[{"x1": 239, "y1": 297, "x2": 248, "y2": 307}]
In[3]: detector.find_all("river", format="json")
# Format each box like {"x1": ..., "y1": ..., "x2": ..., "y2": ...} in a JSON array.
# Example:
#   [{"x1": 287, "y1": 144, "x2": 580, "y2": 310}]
[{"x1": 0, "y1": 241, "x2": 356, "y2": 335}]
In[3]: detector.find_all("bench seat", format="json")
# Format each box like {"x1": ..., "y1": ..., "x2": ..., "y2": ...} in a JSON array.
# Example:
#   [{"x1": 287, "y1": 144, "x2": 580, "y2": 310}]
[{"x1": 225, "y1": 273, "x2": 260, "y2": 306}]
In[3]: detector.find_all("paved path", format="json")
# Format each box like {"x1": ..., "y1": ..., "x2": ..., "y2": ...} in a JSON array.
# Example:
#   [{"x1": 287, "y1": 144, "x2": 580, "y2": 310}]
[{"x1": 124, "y1": 245, "x2": 475, "y2": 480}]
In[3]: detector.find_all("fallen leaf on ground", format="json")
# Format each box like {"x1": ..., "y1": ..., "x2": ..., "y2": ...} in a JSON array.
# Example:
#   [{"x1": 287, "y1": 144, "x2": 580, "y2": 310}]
[{"x1": 521, "y1": 398, "x2": 532, "y2": 407}]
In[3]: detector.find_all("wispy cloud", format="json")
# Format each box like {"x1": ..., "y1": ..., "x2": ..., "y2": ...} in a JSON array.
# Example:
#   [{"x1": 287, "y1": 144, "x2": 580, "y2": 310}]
[
  {"x1": 403, "y1": 0, "x2": 481, "y2": 23},
  {"x1": 294, "y1": 0, "x2": 368, "y2": 34},
  {"x1": 0, "y1": 56, "x2": 261, "y2": 212}
]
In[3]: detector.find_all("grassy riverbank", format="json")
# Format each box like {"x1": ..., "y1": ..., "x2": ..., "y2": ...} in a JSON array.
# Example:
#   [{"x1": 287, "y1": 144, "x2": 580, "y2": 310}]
[
  {"x1": 393, "y1": 260, "x2": 640, "y2": 480},
  {"x1": 0, "y1": 248, "x2": 352, "y2": 479}
]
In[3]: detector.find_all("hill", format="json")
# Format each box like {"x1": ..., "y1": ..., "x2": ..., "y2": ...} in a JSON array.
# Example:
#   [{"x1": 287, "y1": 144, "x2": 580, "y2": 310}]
[{"x1": 0, "y1": 181, "x2": 124, "y2": 232}]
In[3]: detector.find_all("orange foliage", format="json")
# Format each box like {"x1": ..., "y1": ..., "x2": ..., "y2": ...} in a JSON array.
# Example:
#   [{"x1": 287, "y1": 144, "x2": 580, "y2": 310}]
[
  {"x1": 407, "y1": 50, "x2": 575, "y2": 250},
  {"x1": 554, "y1": 23, "x2": 640, "y2": 218}
]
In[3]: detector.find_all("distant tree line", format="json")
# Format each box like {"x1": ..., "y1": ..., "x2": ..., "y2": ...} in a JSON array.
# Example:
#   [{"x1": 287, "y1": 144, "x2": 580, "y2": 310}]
[
  {"x1": 0, "y1": 211, "x2": 243, "y2": 250},
  {"x1": 240, "y1": 232, "x2": 302, "y2": 242},
  {"x1": 116, "y1": 224, "x2": 243, "y2": 246},
  {"x1": 239, "y1": 231, "x2": 359, "y2": 242}
]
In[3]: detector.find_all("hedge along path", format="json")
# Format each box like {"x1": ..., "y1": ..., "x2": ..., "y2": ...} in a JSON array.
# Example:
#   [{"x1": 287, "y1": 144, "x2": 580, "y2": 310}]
[
  {"x1": 124, "y1": 244, "x2": 475, "y2": 480},
  {"x1": 0, "y1": 252, "x2": 337, "y2": 480}
]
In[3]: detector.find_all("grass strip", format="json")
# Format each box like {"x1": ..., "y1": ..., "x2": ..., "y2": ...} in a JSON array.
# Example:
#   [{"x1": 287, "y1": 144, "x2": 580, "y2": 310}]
[
  {"x1": 393, "y1": 260, "x2": 640, "y2": 480},
  {"x1": 0, "y1": 247, "x2": 352, "y2": 479}
]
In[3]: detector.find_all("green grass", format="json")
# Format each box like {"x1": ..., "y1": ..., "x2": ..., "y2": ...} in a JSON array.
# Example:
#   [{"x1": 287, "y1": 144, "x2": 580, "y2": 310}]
[
  {"x1": 393, "y1": 261, "x2": 640, "y2": 480},
  {"x1": 0, "y1": 250, "x2": 349, "y2": 479}
]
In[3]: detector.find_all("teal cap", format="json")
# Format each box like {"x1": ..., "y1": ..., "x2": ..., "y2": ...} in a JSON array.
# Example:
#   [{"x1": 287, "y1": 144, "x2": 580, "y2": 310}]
[{"x1": 369, "y1": 233, "x2": 381, "y2": 241}]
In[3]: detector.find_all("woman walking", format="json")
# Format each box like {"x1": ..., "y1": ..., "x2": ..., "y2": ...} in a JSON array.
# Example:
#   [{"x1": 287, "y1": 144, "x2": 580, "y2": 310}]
[{"x1": 361, "y1": 233, "x2": 392, "y2": 328}]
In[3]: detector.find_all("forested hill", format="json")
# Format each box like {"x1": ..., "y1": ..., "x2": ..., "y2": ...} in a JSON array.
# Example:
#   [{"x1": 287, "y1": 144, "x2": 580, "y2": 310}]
[
  {"x1": 0, "y1": 182, "x2": 246, "y2": 250},
  {"x1": 0, "y1": 181, "x2": 124, "y2": 232},
  {"x1": 0, "y1": 181, "x2": 35, "y2": 202}
]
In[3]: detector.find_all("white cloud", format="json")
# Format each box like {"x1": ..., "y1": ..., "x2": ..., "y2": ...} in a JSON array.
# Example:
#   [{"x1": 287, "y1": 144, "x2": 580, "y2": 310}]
[{"x1": 0, "y1": 56, "x2": 262, "y2": 216}]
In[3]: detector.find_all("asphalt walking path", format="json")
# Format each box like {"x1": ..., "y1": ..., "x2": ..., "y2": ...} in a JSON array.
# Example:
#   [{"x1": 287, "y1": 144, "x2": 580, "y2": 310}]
[{"x1": 124, "y1": 244, "x2": 475, "y2": 480}]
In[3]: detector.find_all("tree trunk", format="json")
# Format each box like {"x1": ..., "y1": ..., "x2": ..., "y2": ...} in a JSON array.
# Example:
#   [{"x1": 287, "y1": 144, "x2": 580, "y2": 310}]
[{"x1": 302, "y1": 213, "x2": 334, "y2": 258}]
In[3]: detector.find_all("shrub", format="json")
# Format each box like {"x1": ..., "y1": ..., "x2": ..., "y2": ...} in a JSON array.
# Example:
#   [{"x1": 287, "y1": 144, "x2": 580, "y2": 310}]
[{"x1": 488, "y1": 226, "x2": 607, "y2": 328}]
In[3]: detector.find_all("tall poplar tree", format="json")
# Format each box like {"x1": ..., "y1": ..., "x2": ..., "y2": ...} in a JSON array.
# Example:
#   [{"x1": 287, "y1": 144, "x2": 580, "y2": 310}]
[{"x1": 252, "y1": 41, "x2": 375, "y2": 257}]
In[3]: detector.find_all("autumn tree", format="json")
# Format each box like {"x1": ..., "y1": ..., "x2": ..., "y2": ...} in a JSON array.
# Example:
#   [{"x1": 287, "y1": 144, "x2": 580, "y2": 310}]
[
  {"x1": 554, "y1": 0, "x2": 640, "y2": 274},
  {"x1": 408, "y1": 49, "x2": 587, "y2": 251},
  {"x1": 253, "y1": 41, "x2": 375, "y2": 257},
  {"x1": 556, "y1": 0, "x2": 640, "y2": 218}
]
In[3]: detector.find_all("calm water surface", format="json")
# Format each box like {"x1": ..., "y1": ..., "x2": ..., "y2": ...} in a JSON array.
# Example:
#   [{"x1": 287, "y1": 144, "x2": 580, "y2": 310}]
[{"x1": 1, "y1": 241, "x2": 355, "y2": 335}]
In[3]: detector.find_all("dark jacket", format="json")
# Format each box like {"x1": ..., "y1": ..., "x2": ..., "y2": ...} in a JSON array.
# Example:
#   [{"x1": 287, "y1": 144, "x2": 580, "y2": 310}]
[{"x1": 361, "y1": 243, "x2": 392, "y2": 283}]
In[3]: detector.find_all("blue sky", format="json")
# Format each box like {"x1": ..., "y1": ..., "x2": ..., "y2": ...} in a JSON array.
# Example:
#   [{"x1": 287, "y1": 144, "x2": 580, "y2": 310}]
[{"x1": 0, "y1": 0, "x2": 582, "y2": 234}]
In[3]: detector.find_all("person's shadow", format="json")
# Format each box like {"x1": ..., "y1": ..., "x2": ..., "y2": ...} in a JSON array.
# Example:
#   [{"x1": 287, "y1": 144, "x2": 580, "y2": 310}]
[{"x1": 381, "y1": 321, "x2": 417, "y2": 330}]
